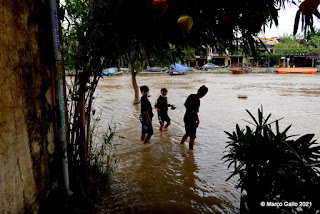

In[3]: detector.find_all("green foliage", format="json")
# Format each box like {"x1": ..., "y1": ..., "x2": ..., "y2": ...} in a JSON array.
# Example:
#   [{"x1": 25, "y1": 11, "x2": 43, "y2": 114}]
[
  {"x1": 146, "y1": 43, "x2": 195, "y2": 67},
  {"x1": 68, "y1": 105, "x2": 123, "y2": 197},
  {"x1": 275, "y1": 33, "x2": 320, "y2": 55},
  {"x1": 86, "y1": 110, "x2": 123, "y2": 196},
  {"x1": 62, "y1": 0, "x2": 117, "y2": 72},
  {"x1": 253, "y1": 53, "x2": 282, "y2": 67},
  {"x1": 111, "y1": 0, "x2": 292, "y2": 59},
  {"x1": 305, "y1": 31, "x2": 320, "y2": 54},
  {"x1": 274, "y1": 34, "x2": 308, "y2": 55},
  {"x1": 223, "y1": 107, "x2": 320, "y2": 213},
  {"x1": 89, "y1": 123, "x2": 123, "y2": 176},
  {"x1": 62, "y1": 1, "x2": 117, "y2": 196},
  {"x1": 61, "y1": 0, "x2": 303, "y2": 71}
]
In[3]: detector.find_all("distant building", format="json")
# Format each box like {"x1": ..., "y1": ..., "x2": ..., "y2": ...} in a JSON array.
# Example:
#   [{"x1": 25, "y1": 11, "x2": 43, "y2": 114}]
[
  {"x1": 186, "y1": 40, "x2": 249, "y2": 68},
  {"x1": 257, "y1": 37, "x2": 279, "y2": 54}
]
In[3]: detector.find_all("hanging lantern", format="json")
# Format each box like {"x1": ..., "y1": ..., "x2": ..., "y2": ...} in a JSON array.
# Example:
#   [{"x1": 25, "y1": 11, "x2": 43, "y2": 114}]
[
  {"x1": 152, "y1": 0, "x2": 168, "y2": 16},
  {"x1": 299, "y1": 0, "x2": 319, "y2": 16},
  {"x1": 177, "y1": 15, "x2": 193, "y2": 34}
]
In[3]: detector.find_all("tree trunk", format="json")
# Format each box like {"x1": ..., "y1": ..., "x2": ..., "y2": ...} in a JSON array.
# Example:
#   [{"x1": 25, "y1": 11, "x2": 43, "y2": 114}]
[
  {"x1": 130, "y1": 65, "x2": 139, "y2": 104},
  {"x1": 78, "y1": 75, "x2": 89, "y2": 193}
]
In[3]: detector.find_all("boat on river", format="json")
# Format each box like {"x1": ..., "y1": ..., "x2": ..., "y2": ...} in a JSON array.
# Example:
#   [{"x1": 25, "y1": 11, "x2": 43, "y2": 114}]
[
  {"x1": 146, "y1": 67, "x2": 168, "y2": 72},
  {"x1": 230, "y1": 68, "x2": 251, "y2": 74},
  {"x1": 277, "y1": 67, "x2": 317, "y2": 74},
  {"x1": 169, "y1": 63, "x2": 189, "y2": 75},
  {"x1": 168, "y1": 69, "x2": 186, "y2": 75},
  {"x1": 102, "y1": 67, "x2": 124, "y2": 76}
]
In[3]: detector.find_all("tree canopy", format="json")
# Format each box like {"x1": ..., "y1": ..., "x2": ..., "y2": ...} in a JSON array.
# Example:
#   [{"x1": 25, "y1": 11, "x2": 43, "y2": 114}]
[
  {"x1": 61, "y1": 0, "x2": 320, "y2": 70},
  {"x1": 274, "y1": 33, "x2": 320, "y2": 55},
  {"x1": 113, "y1": 0, "x2": 287, "y2": 55}
]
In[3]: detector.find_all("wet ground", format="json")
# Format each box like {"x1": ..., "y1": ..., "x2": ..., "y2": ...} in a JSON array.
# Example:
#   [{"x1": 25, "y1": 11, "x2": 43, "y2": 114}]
[{"x1": 91, "y1": 72, "x2": 320, "y2": 213}]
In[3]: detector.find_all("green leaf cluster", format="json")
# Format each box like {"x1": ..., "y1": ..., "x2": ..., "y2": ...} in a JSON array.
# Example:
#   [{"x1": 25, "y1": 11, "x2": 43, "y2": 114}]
[
  {"x1": 223, "y1": 107, "x2": 320, "y2": 213},
  {"x1": 274, "y1": 33, "x2": 320, "y2": 55},
  {"x1": 90, "y1": 123, "x2": 123, "y2": 176},
  {"x1": 61, "y1": 0, "x2": 118, "y2": 73}
]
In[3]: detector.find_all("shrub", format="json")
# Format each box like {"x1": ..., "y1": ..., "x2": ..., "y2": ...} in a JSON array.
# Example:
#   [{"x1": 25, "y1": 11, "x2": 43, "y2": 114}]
[{"x1": 223, "y1": 107, "x2": 320, "y2": 214}]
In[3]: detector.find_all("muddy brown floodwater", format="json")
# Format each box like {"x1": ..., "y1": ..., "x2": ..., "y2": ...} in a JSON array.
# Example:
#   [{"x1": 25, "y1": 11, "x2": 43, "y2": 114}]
[{"x1": 91, "y1": 72, "x2": 320, "y2": 213}]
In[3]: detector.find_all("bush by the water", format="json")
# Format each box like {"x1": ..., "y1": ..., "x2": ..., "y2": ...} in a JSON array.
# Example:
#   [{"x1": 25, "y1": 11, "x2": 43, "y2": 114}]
[{"x1": 223, "y1": 107, "x2": 320, "y2": 214}]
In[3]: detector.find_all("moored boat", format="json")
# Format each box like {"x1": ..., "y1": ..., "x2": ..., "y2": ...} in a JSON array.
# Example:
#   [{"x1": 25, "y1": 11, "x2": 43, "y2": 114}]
[
  {"x1": 230, "y1": 67, "x2": 251, "y2": 74},
  {"x1": 231, "y1": 69, "x2": 245, "y2": 74},
  {"x1": 101, "y1": 67, "x2": 124, "y2": 76},
  {"x1": 146, "y1": 67, "x2": 168, "y2": 72},
  {"x1": 277, "y1": 67, "x2": 317, "y2": 74},
  {"x1": 169, "y1": 69, "x2": 186, "y2": 75},
  {"x1": 168, "y1": 63, "x2": 189, "y2": 75}
]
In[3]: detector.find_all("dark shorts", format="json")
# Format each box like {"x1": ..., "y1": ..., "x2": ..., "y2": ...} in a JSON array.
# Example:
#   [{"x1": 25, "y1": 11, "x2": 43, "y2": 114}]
[
  {"x1": 184, "y1": 113, "x2": 197, "y2": 138},
  {"x1": 184, "y1": 120, "x2": 197, "y2": 138},
  {"x1": 158, "y1": 113, "x2": 170, "y2": 126},
  {"x1": 141, "y1": 123, "x2": 154, "y2": 136}
]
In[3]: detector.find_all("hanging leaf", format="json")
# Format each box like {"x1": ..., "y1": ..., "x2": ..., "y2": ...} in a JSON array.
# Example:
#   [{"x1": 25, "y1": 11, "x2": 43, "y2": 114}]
[
  {"x1": 310, "y1": 16, "x2": 315, "y2": 34},
  {"x1": 314, "y1": 9, "x2": 320, "y2": 19},
  {"x1": 269, "y1": 6, "x2": 279, "y2": 26},
  {"x1": 86, "y1": 61, "x2": 90, "y2": 71},
  {"x1": 293, "y1": 10, "x2": 301, "y2": 35}
]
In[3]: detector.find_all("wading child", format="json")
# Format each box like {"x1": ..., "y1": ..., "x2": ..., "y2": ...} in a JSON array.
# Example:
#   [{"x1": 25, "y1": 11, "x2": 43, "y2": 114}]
[
  {"x1": 180, "y1": 85, "x2": 208, "y2": 150},
  {"x1": 155, "y1": 88, "x2": 175, "y2": 131},
  {"x1": 139, "y1": 85, "x2": 154, "y2": 143}
]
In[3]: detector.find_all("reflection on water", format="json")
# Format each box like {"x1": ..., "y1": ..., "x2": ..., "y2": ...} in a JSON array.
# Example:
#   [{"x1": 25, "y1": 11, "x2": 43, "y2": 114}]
[{"x1": 92, "y1": 73, "x2": 320, "y2": 213}]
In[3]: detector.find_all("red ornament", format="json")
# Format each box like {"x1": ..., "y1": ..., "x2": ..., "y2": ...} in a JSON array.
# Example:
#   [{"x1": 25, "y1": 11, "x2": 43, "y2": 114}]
[
  {"x1": 222, "y1": 15, "x2": 229, "y2": 22},
  {"x1": 152, "y1": 0, "x2": 168, "y2": 16},
  {"x1": 299, "y1": 0, "x2": 319, "y2": 16}
]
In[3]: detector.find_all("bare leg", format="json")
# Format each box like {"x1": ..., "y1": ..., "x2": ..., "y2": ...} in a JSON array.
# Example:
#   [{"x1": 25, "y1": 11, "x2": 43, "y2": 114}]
[
  {"x1": 141, "y1": 134, "x2": 146, "y2": 141},
  {"x1": 144, "y1": 135, "x2": 152, "y2": 144},
  {"x1": 159, "y1": 125, "x2": 164, "y2": 131},
  {"x1": 164, "y1": 122, "x2": 171, "y2": 129},
  {"x1": 180, "y1": 134, "x2": 188, "y2": 144},
  {"x1": 189, "y1": 138, "x2": 195, "y2": 150}
]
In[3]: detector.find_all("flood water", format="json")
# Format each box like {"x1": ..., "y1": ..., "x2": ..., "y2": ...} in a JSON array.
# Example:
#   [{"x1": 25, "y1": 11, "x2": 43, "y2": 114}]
[{"x1": 92, "y1": 72, "x2": 320, "y2": 213}]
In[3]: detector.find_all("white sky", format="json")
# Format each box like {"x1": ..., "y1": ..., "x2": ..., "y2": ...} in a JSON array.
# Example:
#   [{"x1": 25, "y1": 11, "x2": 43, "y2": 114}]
[{"x1": 259, "y1": 3, "x2": 320, "y2": 38}]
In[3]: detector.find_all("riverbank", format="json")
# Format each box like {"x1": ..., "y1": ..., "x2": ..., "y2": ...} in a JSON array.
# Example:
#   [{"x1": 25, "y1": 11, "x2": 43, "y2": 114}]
[{"x1": 139, "y1": 67, "x2": 277, "y2": 74}]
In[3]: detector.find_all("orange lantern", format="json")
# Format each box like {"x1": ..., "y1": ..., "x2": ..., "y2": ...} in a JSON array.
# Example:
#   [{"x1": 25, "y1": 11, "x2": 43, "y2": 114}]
[
  {"x1": 177, "y1": 15, "x2": 193, "y2": 34},
  {"x1": 299, "y1": 0, "x2": 319, "y2": 16},
  {"x1": 152, "y1": 0, "x2": 168, "y2": 16}
]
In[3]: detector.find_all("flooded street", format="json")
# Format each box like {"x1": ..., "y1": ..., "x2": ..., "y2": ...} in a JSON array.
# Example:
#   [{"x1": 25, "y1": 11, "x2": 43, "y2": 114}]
[{"x1": 92, "y1": 73, "x2": 320, "y2": 213}]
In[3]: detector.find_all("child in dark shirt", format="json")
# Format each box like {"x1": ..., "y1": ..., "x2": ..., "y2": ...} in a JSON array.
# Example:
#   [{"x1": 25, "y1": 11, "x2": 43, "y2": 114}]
[
  {"x1": 180, "y1": 85, "x2": 208, "y2": 150},
  {"x1": 155, "y1": 88, "x2": 175, "y2": 131},
  {"x1": 139, "y1": 85, "x2": 154, "y2": 143}
]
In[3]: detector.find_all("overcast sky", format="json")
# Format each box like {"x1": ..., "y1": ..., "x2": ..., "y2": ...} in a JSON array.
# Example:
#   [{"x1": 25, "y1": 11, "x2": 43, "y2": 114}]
[{"x1": 259, "y1": 3, "x2": 320, "y2": 38}]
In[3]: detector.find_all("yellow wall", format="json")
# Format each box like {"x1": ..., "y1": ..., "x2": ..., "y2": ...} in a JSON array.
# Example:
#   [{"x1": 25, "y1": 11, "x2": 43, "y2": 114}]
[{"x1": 0, "y1": 1, "x2": 57, "y2": 213}]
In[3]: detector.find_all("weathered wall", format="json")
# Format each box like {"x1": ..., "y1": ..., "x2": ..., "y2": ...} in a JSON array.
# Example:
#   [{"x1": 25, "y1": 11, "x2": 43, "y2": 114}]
[{"x1": 0, "y1": 0, "x2": 58, "y2": 213}]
